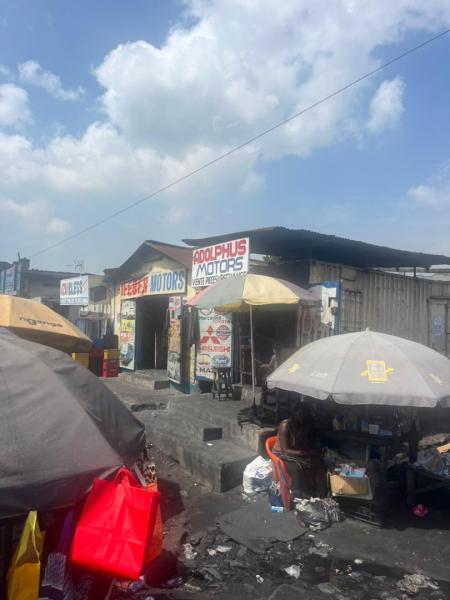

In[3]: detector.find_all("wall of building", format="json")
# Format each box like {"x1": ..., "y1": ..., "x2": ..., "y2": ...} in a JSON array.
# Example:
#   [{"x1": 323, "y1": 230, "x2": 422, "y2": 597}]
[
  {"x1": 309, "y1": 260, "x2": 450, "y2": 355},
  {"x1": 112, "y1": 256, "x2": 194, "y2": 335}
]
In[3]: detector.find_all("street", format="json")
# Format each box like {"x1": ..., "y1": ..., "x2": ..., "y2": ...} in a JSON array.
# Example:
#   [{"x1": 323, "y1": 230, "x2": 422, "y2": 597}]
[{"x1": 106, "y1": 379, "x2": 450, "y2": 600}]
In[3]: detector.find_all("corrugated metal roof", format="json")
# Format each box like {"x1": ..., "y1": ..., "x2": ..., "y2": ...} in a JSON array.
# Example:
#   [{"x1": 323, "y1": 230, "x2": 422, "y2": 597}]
[
  {"x1": 145, "y1": 241, "x2": 193, "y2": 269},
  {"x1": 183, "y1": 227, "x2": 450, "y2": 269}
]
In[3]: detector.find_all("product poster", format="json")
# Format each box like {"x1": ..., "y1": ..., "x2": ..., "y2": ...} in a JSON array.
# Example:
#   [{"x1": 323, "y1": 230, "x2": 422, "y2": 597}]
[
  {"x1": 119, "y1": 299, "x2": 136, "y2": 370},
  {"x1": 167, "y1": 296, "x2": 182, "y2": 383},
  {"x1": 196, "y1": 308, "x2": 232, "y2": 381}
]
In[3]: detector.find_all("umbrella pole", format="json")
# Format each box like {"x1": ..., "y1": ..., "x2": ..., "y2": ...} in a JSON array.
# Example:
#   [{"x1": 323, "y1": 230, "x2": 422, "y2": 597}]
[{"x1": 250, "y1": 305, "x2": 256, "y2": 415}]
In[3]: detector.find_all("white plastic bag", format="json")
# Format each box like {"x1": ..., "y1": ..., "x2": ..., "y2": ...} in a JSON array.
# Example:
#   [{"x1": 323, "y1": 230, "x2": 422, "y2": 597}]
[{"x1": 243, "y1": 456, "x2": 272, "y2": 494}]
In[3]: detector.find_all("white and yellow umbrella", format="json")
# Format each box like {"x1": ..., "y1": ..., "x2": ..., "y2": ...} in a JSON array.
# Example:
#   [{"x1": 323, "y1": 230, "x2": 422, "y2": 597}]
[
  {"x1": 189, "y1": 274, "x2": 317, "y2": 405},
  {"x1": 0, "y1": 294, "x2": 92, "y2": 353}
]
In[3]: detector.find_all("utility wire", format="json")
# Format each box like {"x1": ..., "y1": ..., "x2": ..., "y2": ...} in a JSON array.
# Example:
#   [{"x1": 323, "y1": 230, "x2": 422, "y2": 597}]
[{"x1": 31, "y1": 28, "x2": 450, "y2": 258}]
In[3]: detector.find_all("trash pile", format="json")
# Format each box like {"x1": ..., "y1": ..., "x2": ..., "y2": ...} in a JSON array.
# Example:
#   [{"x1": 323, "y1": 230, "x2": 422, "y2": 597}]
[
  {"x1": 415, "y1": 442, "x2": 450, "y2": 478},
  {"x1": 295, "y1": 498, "x2": 344, "y2": 531}
]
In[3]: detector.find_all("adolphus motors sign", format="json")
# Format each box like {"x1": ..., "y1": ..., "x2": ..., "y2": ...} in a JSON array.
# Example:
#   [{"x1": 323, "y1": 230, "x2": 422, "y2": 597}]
[{"x1": 191, "y1": 237, "x2": 249, "y2": 288}]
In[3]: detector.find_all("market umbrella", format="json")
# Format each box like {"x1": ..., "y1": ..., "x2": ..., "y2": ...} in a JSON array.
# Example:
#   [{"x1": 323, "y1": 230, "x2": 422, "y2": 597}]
[
  {"x1": 0, "y1": 294, "x2": 92, "y2": 353},
  {"x1": 266, "y1": 329, "x2": 450, "y2": 408},
  {"x1": 189, "y1": 274, "x2": 317, "y2": 407},
  {"x1": 0, "y1": 329, "x2": 145, "y2": 519}
]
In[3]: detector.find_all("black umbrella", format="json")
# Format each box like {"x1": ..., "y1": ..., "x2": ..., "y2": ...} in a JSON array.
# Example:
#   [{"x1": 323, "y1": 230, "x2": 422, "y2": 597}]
[{"x1": 0, "y1": 329, "x2": 145, "y2": 519}]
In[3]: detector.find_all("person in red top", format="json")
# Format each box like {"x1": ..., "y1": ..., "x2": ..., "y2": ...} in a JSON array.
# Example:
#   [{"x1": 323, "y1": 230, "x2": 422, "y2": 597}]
[{"x1": 274, "y1": 404, "x2": 327, "y2": 499}]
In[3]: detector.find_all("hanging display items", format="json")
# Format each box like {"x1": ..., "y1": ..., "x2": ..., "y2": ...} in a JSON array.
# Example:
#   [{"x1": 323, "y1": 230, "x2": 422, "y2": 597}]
[
  {"x1": 119, "y1": 300, "x2": 136, "y2": 370},
  {"x1": 196, "y1": 308, "x2": 232, "y2": 381},
  {"x1": 167, "y1": 296, "x2": 183, "y2": 383}
]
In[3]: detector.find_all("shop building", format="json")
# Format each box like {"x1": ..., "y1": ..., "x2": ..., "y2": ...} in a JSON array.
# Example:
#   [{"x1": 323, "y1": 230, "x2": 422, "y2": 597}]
[
  {"x1": 184, "y1": 227, "x2": 450, "y2": 389},
  {"x1": 104, "y1": 241, "x2": 194, "y2": 389}
]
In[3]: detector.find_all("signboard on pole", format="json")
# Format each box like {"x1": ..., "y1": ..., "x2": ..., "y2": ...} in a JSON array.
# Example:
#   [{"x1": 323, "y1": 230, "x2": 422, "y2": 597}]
[
  {"x1": 196, "y1": 308, "x2": 232, "y2": 381},
  {"x1": 119, "y1": 299, "x2": 136, "y2": 370},
  {"x1": 191, "y1": 237, "x2": 249, "y2": 288},
  {"x1": 60, "y1": 275, "x2": 89, "y2": 305}
]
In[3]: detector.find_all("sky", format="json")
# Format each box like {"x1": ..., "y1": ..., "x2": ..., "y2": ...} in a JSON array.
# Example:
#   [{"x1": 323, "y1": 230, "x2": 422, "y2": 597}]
[{"x1": 0, "y1": 0, "x2": 449, "y2": 273}]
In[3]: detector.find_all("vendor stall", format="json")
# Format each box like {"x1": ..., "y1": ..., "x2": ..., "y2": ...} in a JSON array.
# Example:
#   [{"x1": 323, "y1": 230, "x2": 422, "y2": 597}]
[{"x1": 265, "y1": 329, "x2": 450, "y2": 523}]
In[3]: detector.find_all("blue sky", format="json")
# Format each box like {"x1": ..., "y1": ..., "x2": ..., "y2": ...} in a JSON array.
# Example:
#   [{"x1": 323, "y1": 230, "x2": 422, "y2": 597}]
[{"x1": 0, "y1": 0, "x2": 449, "y2": 273}]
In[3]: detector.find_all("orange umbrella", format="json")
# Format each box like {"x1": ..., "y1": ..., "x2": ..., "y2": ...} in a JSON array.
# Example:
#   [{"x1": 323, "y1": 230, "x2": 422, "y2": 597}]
[{"x1": 0, "y1": 294, "x2": 92, "y2": 353}]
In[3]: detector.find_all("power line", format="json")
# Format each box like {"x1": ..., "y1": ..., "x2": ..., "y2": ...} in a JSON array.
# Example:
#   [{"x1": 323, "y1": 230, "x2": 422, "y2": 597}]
[{"x1": 31, "y1": 28, "x2": 450, "y2": 259}]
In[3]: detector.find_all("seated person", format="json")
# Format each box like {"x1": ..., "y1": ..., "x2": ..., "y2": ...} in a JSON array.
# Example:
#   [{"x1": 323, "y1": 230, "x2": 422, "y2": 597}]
[
  {"x1": 259, "y1": 342, "x2": 282, "y2": 383},
  {"x1": 274, "y1": 404, "x2": 328, "y2": 499}
]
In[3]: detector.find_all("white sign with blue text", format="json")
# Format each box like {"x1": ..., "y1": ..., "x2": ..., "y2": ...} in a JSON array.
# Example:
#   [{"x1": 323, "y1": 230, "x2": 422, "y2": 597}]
[{"x1": 149, "y1": 269, "x2": 186, "y2": 295}]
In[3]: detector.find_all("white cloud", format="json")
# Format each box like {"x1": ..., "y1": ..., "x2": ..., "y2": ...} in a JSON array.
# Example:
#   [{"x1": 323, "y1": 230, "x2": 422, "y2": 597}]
[
  {"x1": 367, "y1": 77, "x2": 405, "y2": 133},
  {"x1": 18, "y1": 60, "x2": 84, "y2": 101},
  {"x1": 0, "y1": 196, "x2": 70, "y2": 234},
  {"x1": 47, "y1": 217, "x2": 71, "y2": 234},
  {"x1": 1, "y1": 0, "x2": 450, "y2": 257},
  {"x1": 0, "y1": 84, "x2": 31, "y2": 128},
  {"x1": 408, "y1": 164, "x2": 450, "y2": 208}
]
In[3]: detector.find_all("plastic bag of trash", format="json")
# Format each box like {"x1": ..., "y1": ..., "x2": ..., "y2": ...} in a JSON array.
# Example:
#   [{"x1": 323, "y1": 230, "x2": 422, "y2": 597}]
[
  {"x1": 295, "y1": 498, "x2": 343, "y2": 531},
  {"x1": 243, "y1": 456, "x2": 272, "y2": 495}
]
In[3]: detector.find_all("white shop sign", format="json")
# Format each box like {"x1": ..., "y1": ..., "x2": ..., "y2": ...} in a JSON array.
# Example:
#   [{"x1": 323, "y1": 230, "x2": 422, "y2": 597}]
[{"x1": 191, "y1": 237, "x2": 249, "y2": 288}]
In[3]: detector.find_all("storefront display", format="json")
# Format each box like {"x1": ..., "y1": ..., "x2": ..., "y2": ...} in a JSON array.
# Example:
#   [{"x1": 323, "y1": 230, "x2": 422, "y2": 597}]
[
  {"x1": 167, "y1": 296, "x2": 183, "y2": 383},
  {"x1": 196, "y1": 308, "x2": 232, "y2": 381},
  {"x1": 119, "y1": 300, "x2": 136, "y2": 370}
]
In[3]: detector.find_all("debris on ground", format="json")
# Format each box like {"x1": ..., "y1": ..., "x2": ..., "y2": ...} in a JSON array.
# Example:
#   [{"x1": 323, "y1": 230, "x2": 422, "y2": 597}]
[
  {"x1": 396, "y1": 573, "x2": 439, "y2": 595},
  {"x1": 256, "y1": 574, "x2": 264, "y2": 583},
  {"x1": 295, "y1": 497, "x2": 343, "y2": 531},
  {"x1": 284, "y1": 564, "x2": 301, "y2": 579}
]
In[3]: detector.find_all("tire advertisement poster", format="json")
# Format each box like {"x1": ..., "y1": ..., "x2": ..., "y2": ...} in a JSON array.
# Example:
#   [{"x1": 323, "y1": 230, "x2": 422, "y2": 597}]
[
  {"x1": 167, "y1": 296, "x2": 183, "y2": 383},
  {"x1": 119, "y1": 299, "x2": 136, "y2": 370},
  {"x1": 196, "y1": 308, "x2": 232, "y2": 381}
]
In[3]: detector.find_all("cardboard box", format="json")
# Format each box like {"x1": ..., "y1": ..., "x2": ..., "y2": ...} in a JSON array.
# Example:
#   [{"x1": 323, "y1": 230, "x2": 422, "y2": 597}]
[{"x1": 329, "y1": 473, "x2": 371, "y2": 497}]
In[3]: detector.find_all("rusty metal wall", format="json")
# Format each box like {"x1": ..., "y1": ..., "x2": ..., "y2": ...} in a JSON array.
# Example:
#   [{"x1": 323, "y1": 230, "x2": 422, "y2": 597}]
[{"x1": 309, "y1": 260, "x2": 450, "y2": 355}]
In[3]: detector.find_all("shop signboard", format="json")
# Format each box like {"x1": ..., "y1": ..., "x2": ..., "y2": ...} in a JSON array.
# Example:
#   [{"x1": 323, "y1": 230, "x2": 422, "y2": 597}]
[
  {"x1": 60, "y1": 275, "x2": 89, "y2": 305},
  {"x1": 191, "y1": 237, "x2": 249, "y2": 288},
  {"x1": 120, "y1": 269, "x2": 186, "y2": 299},
  {"x1": 167, "y1": 296, "x2": 183, "y2": 383},
  {"x1": 4, "y1": 265, "x2": 17, "y2": 295},
  {"x1": 310, "y1": 281, "x2": 340, "y2": 335},
  {"x1": 196, "y1": 308, "x2": 232, "y2": 381},
  {"x1": 119, "y1": 299, "x2": 136, "y2": 370},
  {"x1": 149, "y1": 269, "x2": 186, "y2": 295}
]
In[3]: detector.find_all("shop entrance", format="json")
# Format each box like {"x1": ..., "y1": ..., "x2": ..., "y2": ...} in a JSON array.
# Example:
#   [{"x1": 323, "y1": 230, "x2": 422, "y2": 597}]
[{"x1": 136, "y1": 296, "x2": 168, "y2": 370}]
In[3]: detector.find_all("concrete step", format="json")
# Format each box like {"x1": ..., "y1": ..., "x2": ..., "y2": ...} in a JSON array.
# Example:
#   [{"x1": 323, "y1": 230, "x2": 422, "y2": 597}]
[
  {"x1": 166, "y1": 398, "x2": 270, "y2": 453},
  {"x1": 145, "y1": 419, "x2": 256, "y2": 492},
  {"x1": 119, "y1": 371, "x2": 170, "y2": 390},
  {"x1": 154, "y1": 412, "x2": 223, "y2": 442}
]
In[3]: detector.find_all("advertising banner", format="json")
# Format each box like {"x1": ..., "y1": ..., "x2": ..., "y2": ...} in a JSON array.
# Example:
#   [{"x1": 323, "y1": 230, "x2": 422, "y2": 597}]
[
  {"x1": 60, "y1": 275, "x2": 89, "y2": 305},
  {"x1": 167, "y1": 296, "x2": 183, "y2": 383},
  {"x1": 191, "y1": 237, "x2": 249, "y2": 288},
  {"x1": 119, "y1": 300, "x2": 136, "y2": 370},
  {"x1": 120, "y1": 269, "x2": 186, "y2": 299},
  {"x1": 4, "y1": 265, "x2": 17, "y2": 295},
  {"x1": 196, "y1": 308, "x2": 232, "y2": 381}
]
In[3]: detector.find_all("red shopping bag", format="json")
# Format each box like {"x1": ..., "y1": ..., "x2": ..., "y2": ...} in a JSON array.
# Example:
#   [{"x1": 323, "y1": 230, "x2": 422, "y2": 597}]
[{"x1": 70, "y1": 467, "x2": 160, "y2": 580}]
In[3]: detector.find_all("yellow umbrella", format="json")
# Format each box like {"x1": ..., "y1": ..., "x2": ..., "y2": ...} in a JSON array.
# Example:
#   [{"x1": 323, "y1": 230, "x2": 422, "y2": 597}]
[
  {"x1": 189, "y1": 274, "x2": 317, "y2": 408},
  {"x1": 0, "y1": 294, "x2": 92, "y2": 353}
]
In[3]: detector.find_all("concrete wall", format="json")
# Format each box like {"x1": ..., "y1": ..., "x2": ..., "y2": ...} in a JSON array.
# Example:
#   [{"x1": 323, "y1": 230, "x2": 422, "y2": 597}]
[{"x1": 309, "y1": 260, "x2": 450, "y2": 355}]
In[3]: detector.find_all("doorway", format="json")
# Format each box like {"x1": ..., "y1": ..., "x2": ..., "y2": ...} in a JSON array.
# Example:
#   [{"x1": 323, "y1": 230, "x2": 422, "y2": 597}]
[{"x1": 136, "y1": 296, "x2": 169, "y2": 370}]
